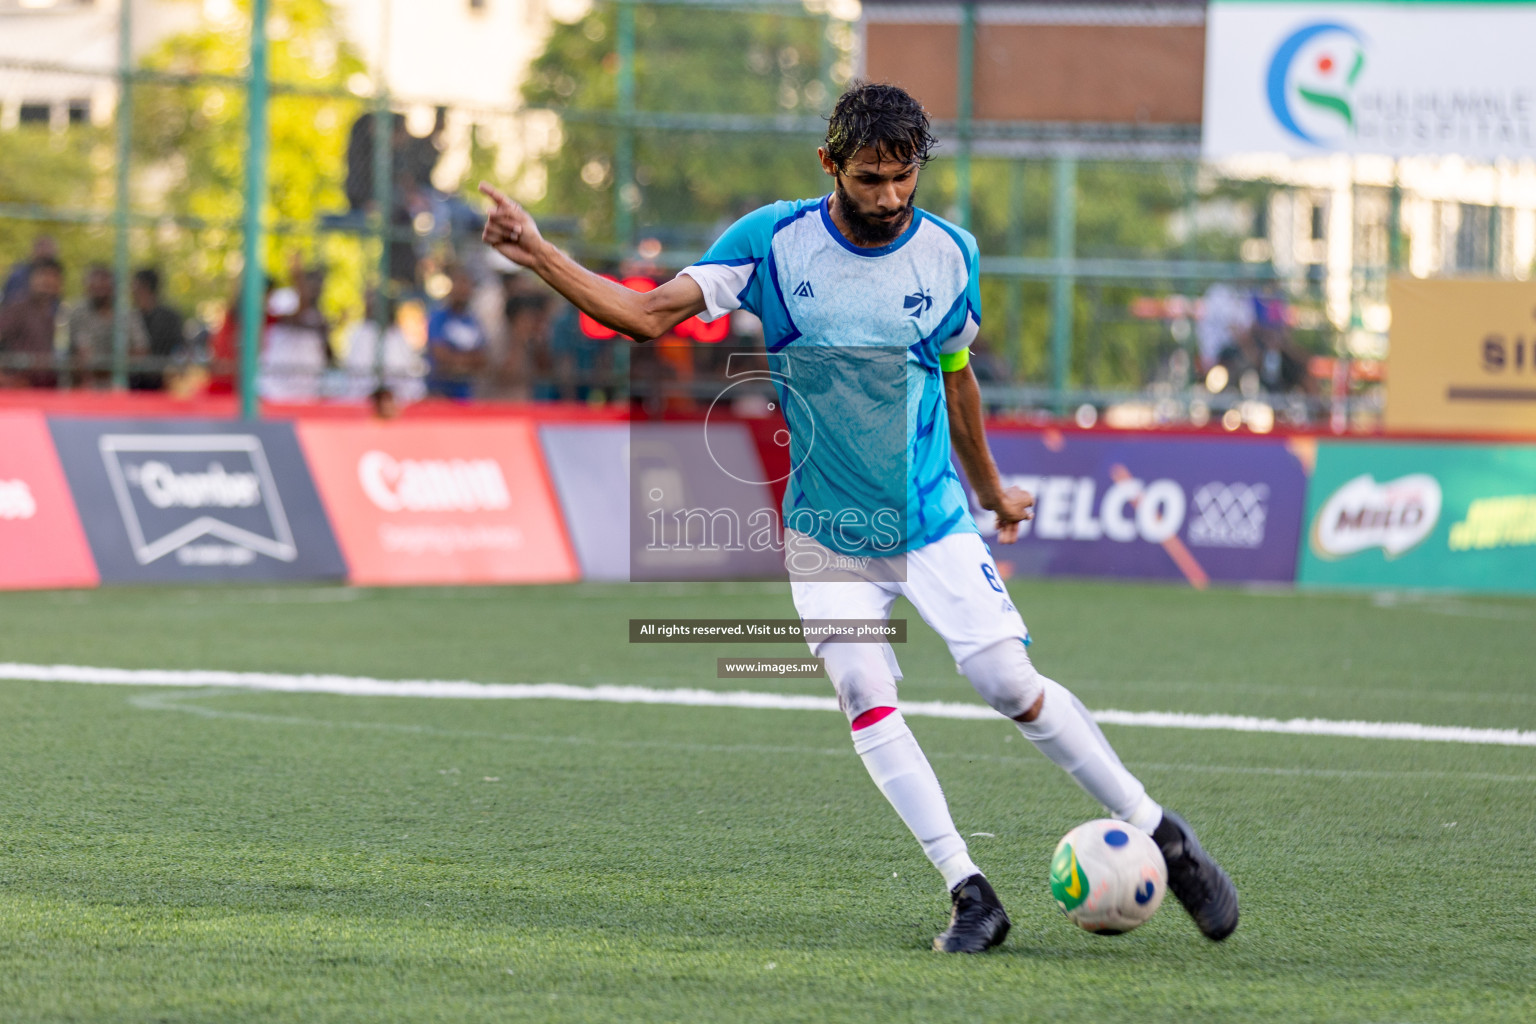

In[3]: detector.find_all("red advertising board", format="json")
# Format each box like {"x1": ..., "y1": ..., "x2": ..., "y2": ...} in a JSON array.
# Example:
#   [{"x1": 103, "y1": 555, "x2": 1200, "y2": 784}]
[
  {"x1": 296, "y1": 420, "x2": 579, "y2": 586},
  {"x1": 0, "y1": 410, "x2": 98, "y2": 589}
]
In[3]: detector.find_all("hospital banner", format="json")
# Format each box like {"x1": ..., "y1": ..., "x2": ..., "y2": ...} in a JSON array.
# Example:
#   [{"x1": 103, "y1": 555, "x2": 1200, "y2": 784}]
[
  {"x1": 295, "y1": 420, "x2": 579, "y2": 587},
  {"x1": 970, "y1": 433, "x2": 1309, "y2": 586},
  {"x1": 0, "y1": 410, "x2": 98, "y2": 590},
  {"x1": 1204, "y1": 2, "x2": 1536, "y2": 159},
  {"x1": 1298, "y1": 441, "x2": 1536, "y2": 592},
  {"x1": 49, "y1": 418, "x2": 346, "y2": 585}
]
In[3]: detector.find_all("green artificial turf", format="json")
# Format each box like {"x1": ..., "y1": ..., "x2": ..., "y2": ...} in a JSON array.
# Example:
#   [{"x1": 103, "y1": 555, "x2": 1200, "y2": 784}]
[{"x1": 0, "y1": 580, "x2": 1533, "y2": 1022}]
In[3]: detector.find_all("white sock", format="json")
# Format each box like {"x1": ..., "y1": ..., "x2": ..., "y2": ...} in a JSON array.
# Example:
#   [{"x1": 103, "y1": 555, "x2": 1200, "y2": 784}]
[
  {"x1": 852, "y1": 711, "x2": 980, "y2": 890},
  {"x1": 1016, "y1": 678, "x2": 1164, "y2": 834}
]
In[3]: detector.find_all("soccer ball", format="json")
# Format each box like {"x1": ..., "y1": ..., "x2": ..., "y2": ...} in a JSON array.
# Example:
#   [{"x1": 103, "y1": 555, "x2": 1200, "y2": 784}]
[{"x1": 1049, "y1": 818, "x2": 1167, "y2": 934}]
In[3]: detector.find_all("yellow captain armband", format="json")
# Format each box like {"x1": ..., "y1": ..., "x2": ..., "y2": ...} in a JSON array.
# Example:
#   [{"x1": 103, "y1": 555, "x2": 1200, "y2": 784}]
[{"x1": 939, "y1": 348, "x2": 971, "y2": 372}]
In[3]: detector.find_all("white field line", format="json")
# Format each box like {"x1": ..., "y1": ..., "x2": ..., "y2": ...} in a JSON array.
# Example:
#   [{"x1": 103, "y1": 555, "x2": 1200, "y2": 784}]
[{"x1": 4, "y1": 662, "x2": 1536, "y2": 748}]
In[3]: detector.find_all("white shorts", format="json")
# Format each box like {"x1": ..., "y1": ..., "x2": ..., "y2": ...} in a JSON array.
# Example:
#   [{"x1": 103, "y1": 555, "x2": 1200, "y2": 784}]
[{"x1": 788, "y1": 530, "x2": 1029, "y2": 672}]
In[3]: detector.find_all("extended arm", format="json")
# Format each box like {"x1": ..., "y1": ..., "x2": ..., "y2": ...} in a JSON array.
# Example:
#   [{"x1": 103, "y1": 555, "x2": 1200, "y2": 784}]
[
  {"x1": 479, "y1": 182, "x2": 705, "y2": 343},
  {"x1": 944, "y1": 361, "x2": 1034, "y2": 543}
]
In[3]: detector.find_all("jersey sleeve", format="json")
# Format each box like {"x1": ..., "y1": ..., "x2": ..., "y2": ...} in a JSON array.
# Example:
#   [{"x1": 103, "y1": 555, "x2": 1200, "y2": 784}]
[
  {"x1": 678, "y1": 204, "x2": 778, "y2": 323},
  {"x1": 941, "y1": 231, "x2": 982, "y2": 357}
]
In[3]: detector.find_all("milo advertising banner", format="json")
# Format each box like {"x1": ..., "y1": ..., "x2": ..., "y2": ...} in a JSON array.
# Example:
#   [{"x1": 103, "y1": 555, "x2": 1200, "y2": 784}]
[{"x1": 1299, "y1": 442, "x2": 1536, "y2": 592}]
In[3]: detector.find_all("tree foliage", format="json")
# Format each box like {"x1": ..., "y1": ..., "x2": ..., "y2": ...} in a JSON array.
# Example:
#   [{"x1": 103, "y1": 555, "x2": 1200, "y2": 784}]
[
  {"x1": 0, "y1": 125, "x2": 114, "y2": 299},
  {"x1": 132, "y1": 0, "x2": 369, "y2": 322},
  {"x1": 521, "y1": 1, "x2": 853, "y2": 254}
]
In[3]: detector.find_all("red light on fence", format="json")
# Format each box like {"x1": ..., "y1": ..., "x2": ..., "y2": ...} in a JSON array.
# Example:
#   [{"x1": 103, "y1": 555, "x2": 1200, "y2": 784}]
[
  {"x1": 575, "y1": 273, "x2": 730, "y2": 343},
  {"x1": 577, "y1": 274, "x2": 622, "y2": 340},
  {"x1": 675, "y1": 314, "x2": 730, "y2": 344}
]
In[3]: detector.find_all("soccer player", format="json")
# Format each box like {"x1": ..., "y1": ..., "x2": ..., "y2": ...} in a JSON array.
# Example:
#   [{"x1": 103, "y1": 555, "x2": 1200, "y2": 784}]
[{"x1": 479, "y1": 82, "x2": 1238, "y2": 953}]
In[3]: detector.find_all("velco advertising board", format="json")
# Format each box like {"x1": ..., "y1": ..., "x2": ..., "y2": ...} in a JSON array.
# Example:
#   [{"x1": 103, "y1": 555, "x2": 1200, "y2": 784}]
[
  {"x1": 969, "y1": 433, "x2": 1309, "y2": 585},
  {"x1": 1299, "y1": 441, "x2": 1536, "y2": 592},
  {"x1": 1204, "y1": 2, "x2": 1536, "y2": 159},
  {"x1": 0, "y1": 410, "x2": 98, "y2": 590},
  {"x1": 49, "y1": 418, "x2": 346, "y2": 584},
  {"x1": 296, "y1": 420, "x2": 579, "y2": 586}
]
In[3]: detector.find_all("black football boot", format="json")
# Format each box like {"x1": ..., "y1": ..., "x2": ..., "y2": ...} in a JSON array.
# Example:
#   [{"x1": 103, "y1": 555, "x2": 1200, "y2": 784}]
[
  {"x1": 932, "y1": 874, "x2": 1011, "y2": 953},
  {"x1": 1154, "y1": 810, "x2": 1239, "y2": 941}
]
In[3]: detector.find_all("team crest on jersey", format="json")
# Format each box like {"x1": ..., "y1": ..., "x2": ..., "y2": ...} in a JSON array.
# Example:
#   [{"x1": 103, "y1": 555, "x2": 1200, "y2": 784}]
[
  {"x1": 904, "y1": 289, "x2": 933, "y2": 316},
  {"x1": 793, "y1": 280, "x2": 815, "y2": 298}
]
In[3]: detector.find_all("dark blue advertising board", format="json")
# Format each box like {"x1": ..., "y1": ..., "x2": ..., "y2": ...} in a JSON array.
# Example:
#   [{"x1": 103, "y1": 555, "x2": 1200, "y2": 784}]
[
  {"x1": 49, "y1": 418, "x2": 347, "y2": 584},
  {"x1": 969, "y1": 433, "x2": 1308, "y2": 585},
  {"x1": 539, "y1": 423, "x2": 631, "y2": 581}
]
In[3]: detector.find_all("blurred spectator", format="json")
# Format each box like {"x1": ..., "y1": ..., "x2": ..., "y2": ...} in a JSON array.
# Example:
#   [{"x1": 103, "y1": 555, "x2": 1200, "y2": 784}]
[
  {"x1": 128, "y1": 268, "x2": 187, "y2": 391},
  {"x1": 493, "y1": 276, "x2": 554, "y2": 400},
  {"x1": 294, "y1": 267, "x2": 337, "y2": 364},
  {"x1": 0, "y1": 255, "x2": 62, "y2": 387},
  {"x1": 2, "y1": 236, "x2": 59, "y2": 309},
  {"x1": 426, "y1": 266, "x2": 487, "y2": 399},
  {"x1": 345, "y1": 109, "x2": 450, "y2": 288},
  {"x1": 65, "y1": 264, "x2": 143, "y2": 389},
  {"x1": 1251, "y1": 287, "x2": 1316, "y2": 397},
  {"x1": 346, "y1": 110, "x2": 443, "y2": 212},
  {"x1": 370, "y1": 385, "x2": 401, "y2": 420},
  {"x1": 341, "y1": 293, "x2": 426, "y2": 405},
  {"x1": 259, "y1": 269, "x2": 331, "y2": 403},
  {"x1": 544, "y1": 304, "x2": 617, "y2": 403},
  {"x1": 1195, "y1": 282, "x2": 1255, "y2": 374}
]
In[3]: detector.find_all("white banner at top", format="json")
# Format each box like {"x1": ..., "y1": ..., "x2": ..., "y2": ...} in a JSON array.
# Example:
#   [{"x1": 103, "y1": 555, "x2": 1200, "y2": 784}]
[{"x1": 1203, "y1": 2, "x2": 1536, "y2": 159}]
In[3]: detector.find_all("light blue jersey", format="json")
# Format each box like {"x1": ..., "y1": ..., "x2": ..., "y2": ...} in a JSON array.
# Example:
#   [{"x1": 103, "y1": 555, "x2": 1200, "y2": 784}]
[{"x1": 681, "y1": 196, "x2": 981, "y2": 556}]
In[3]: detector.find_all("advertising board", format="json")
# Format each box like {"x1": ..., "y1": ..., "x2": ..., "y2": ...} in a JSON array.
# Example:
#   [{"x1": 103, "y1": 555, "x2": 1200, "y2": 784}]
[
  {"x1": 1385, "y1": 278, "x2": 1536, "y2": 436},
  {"x1": 1205, "y1": 2, "x2": 1536, "y2": 159},
  {"x1": 539, "y1": 424, "x2": 630, "y2": 581},
  {"x1": 49, "y1": 418, "x2": 346, "y2": 584},
  {"x1": 542, "y1": 421, "x2": 784, "y2": 582},
  {"x1": 0, "y1": 410, "x2": 98, "y2": 590},
  {"x1": 296, "y1": 420, "x2": 578, "y2": 586},
  {"x1": 971, "y1": 433, "x2": 1308, "y2": 586},
  {"x1": 1299, "y1": 441, "x2": 1536, "y2": 592}
]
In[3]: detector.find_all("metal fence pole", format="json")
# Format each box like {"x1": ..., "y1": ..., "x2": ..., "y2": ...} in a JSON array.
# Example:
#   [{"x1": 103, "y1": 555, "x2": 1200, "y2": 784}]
[
  {"x1": 110, "y1": 0, "x2": 134, "y2": 390},
  {"x1": 955, "y1": 2, "x2": 974, "y2": 231},
  {"x1": 1004, "y1": 159, "x2": 1025, "y2": 374},
  {"x1": 238, "y1": 0, "x2": 270, "y2": 420},
  {"x1": 371, "y1": 1, "x2": 394, "y2": 395},
  {"x1": 1388, "y1": 161, "x2": 1403, "y2": 273},
  {"x1": 371, "y1": 90, "x2": 393, "y2": 391},
  {"x1": 614, "y1": 0, "x2": 636, "y2": 256},
  {"x1": 1049, "y1": 154, "x2": 1077, "y2": 414}
]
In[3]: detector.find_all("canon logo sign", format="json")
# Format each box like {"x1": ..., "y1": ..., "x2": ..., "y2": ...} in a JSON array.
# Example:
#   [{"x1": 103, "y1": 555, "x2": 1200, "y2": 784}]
[
  {"x1": 0, "y1": 478, "x2": 37, "y2": 520},
  {"x1": 357, "y1": 451, "x2": 512, "y2": 513}
]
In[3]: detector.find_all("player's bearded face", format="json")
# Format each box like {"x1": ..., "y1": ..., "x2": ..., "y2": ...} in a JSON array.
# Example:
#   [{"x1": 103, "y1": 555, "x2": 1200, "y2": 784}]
[{"x1": 835, "y1": 173, "x2": 918, "y2": 246}]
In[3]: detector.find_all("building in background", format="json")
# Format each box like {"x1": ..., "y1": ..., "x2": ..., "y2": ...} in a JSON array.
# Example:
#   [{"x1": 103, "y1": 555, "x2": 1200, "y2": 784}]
[{"x1": 0, "y1": 0, "x2": 578, "y2": 182}]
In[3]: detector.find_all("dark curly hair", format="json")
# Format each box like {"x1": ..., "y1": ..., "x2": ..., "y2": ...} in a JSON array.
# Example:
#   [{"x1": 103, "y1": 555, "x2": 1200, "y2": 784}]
[{"x1": 824, "y1": 81, "x2": 937, "y2": 171}]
